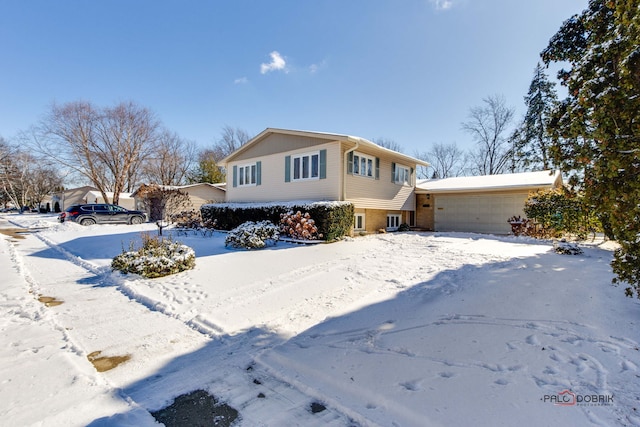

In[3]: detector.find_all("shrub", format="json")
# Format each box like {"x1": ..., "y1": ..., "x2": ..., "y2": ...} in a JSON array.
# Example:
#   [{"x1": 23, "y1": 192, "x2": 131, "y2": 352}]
[
  {"x1": 169, "y1": 210, "x2": 202, "y2": 229},
  {"x1": 553, "y1": 239, "x2": 584, "y2": 255},
  {"x1": 201, "y1": 201, "x2": 354, "y2": 241},
  {"x1": 507, "y1": 215, "x2": 538, "y2": 237},
  {"x1": 280, "y1": 211, "x2": 321, "y2": 240},
  {"x1": 398, "y1": 223, "x2": 410, "y2": 232},
  {"x1": 524, "y1": 188, "x2": 600, "y2": 239},
  {"x1": 112, "y1": 234, "x2": 195, "y2": 278},
  {"x1": 225, "y1": 221, "x2": 279, "y2": 249}
]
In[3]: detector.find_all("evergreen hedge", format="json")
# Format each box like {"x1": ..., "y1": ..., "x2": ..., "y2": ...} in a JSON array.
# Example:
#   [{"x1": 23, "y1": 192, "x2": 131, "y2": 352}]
[{"x1": 201, "y1": 201, "x2": 354, "y2": 242}]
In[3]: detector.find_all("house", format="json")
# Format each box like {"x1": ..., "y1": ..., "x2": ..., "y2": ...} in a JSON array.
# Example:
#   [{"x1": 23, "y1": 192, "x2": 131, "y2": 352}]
[
  {"x1": 43, "y1": 186, "x2": 146, "y2": 213},
  {"x1": 415, "y1": 170, "x2": 563, "y2": 234},
  {"x1": 44, "y1": 186, "x2": 98, "y2": 212},
  {"x1": 84, "y1": 190, "x2": 136, "y2": 210},
  {"x1": 131, "y1": 183, "x2": 226, "y2": 221},
  {"x1": 221, "y1": 128, "x2": 429, "y2": 233}
]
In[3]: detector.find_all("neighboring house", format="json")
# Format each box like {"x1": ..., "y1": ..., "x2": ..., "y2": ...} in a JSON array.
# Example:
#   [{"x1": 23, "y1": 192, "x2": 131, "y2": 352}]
[
  {"x1": 44, "y1": 186, "x2": 98, "y2": 212},
  {"x1": 132, "y1": 183, "x2": 226, "y2": 221},
  {"x1": 221, "y1": 128, "x2": 429, "y2": 233},
  {"x1": 84, "y1": 190, "x2": 136, "y2": 210},
  {"x1": 44, "y1": 187, "x2": 149, "y2": 213},
  {"x1": 415, "y1": 170, "x2": 563, "y2": 234}
]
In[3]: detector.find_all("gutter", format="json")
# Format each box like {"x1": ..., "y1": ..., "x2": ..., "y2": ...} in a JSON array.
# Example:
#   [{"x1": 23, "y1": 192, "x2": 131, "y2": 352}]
[{"x1": 342, "y1": 137, "x2": 360, "y2": 201}]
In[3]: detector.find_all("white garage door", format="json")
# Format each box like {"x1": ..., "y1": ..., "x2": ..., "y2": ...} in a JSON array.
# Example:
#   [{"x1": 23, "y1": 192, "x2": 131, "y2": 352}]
[{"x1": 434, "y1": 193, "x2": 526, "y2": 234}]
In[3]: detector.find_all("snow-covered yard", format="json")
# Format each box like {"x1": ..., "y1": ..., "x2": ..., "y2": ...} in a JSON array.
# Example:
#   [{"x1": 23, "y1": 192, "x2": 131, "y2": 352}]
[{"x1": 1, "y1": 213, "x2": 639, "y2": 426}]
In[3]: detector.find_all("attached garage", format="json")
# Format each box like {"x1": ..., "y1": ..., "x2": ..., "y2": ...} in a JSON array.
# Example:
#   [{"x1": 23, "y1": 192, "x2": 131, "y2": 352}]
[
  {"x1": 415, "y1": 170, "x2": 562, "y2": 234},
  {"x1": 434, "y1": 192, "x2": 532, "y2": 234}
]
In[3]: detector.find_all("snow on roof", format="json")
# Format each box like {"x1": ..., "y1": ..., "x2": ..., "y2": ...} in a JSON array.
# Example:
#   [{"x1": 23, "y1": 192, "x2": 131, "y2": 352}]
[
  {"x1": 201, "y1": 200, "x2": 352, "y2": 210},
  {"x1": 416, "y1": 170, "x2": 561, "y2": 193},
  {"x1": 85, "y1": 190, "x2": 133, "y2": 199}
]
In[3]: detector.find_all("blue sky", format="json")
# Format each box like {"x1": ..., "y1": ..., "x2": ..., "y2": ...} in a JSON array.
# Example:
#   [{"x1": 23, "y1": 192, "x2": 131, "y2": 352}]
[{"x1": 1, "y1": 0, "x2": 588, "y2": 155}]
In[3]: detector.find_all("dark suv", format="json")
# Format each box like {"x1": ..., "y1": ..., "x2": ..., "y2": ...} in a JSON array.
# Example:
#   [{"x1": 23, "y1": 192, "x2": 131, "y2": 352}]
[{"x1": 58, "y1": 204, "x2": 147, "y2": 226}]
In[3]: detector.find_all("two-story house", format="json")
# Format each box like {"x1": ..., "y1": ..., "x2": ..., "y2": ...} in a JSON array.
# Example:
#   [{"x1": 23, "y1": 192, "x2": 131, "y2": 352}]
[{"x1": 221, "y1": 128, "x2": 429, "y2": 233}]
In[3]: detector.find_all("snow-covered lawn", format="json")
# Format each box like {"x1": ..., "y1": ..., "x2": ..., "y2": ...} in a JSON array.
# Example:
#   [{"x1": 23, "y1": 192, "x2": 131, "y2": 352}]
[{"x1": 1, "y1": 213, "x2": 639, "y2": 426}]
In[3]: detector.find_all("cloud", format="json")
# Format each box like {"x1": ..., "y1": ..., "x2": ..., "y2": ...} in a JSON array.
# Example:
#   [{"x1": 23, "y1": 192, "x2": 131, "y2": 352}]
[
  {"x1": 309, "y1": 60, "x2": 327, "y2": 74},
  {"x1": 260, "y1": 51, "x2": 287, "y2": 74},
  {"x1": 430, "y1": 0, "x2": 453, "y2": 10},
  {"x1": 234, "y1": 77, "x2": 248, "y2": 84}
]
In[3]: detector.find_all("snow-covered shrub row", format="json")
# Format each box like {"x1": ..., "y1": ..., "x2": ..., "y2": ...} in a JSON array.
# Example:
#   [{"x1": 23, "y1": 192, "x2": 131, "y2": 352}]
[
  {"x1": 201, "y1": 201, "x2": 354, "y2": 241},
  {"x1": 224, "y1": 221, "x2": 280, "y2": 249},
  {"x1": 280, "y1": 211, "x2": 321, "y2": 240},
  {"x1": 111, "y1": 234, "x2": 196, "y2": 278}
]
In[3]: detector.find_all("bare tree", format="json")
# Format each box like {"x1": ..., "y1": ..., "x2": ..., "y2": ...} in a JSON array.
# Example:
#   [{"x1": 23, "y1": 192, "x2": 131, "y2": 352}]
[
  {"x1": 415, "y1": 142, "x2": 469, "y2": 179},
  {"x1": 372, "y1": 138, "x2": 404, "y2": 153},
  {"x1": 211, "y1": 126, "x2": 251, "y2": 162},
  {"x1": 142, "y1": 130, "x2": 197, "y2": 186},
  {"x1": 32, "y1": 101, "x2": 160, "y2": 205},
  {"x1": 461, "y1": 95, "x2": 515, "y2": 175},
  {"x1": 0, "y1": 143, "x2": 62, "y2": 210}
]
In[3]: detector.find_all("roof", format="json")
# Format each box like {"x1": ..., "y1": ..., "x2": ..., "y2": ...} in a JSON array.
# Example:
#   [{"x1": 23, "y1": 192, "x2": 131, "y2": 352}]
[
  {"x1": 85, "y1": 191, "x2": 133, "y2": 200},
  {"x1": 129, "y1": 183, "x2": 226, "y2": 198},
  {"x1": 221, "y1": 127, "x2": 430, "y2": 167},
  {"x1": 415, "y1": 170, "x2": 562, "y2": 193}
]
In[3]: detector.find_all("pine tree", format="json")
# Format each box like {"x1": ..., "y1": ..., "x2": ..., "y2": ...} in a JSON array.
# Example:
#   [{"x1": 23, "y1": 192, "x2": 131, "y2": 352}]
[
  {"x1": 515, "y1": 63, "x2": 558, "y2": 170},
  {"x1": 188, "y1": 149, "x2": 225, "y2": 184},
  {"x1": 542, "y1": 0, "x2": 640, "y2": 297}
]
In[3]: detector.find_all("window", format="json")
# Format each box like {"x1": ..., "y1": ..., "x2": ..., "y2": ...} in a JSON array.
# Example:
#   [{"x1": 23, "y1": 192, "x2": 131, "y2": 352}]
[
  {"x1": 238, "y1": 163, "x2": 257, "y2": 186},
  {"x1": 394, "y1": 164, "x2": 410, "y2": 185},
  {"x1": 292, "y1": 152, "x2": 320, "y2": 181},
  {"x1": 387, "y1": 214, "x2": 401, "y2": 231},
  {"x1": 354, "y1": 213, "x2": 365, "y2": 230},
  {"x1": 353, "y1": 153, "x2": 375, "y2": 178}
]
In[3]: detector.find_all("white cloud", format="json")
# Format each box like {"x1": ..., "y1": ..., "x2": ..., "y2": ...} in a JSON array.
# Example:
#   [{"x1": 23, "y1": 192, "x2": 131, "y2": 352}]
[
  {"x1": 234, "y1": 77, "x2": 248, "y2": 84},
  {"x1": 260, "y1": 51, "x2": 287, "y2": 74},
  {"x1": 309, "y1": 59, "x2": 327, "y2": 74},
  {"x1": 430, "y1": 0, "x2": 453, "y2": 10}
]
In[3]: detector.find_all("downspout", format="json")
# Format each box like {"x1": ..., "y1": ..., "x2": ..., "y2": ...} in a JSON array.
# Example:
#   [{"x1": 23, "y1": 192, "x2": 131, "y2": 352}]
[{"x1": 342, "y1": 138, "x2": 360, "y2": 201}]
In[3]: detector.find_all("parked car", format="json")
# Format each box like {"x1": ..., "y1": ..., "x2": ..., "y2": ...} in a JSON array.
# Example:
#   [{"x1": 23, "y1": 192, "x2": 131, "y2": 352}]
[{"x1": 58, "y1": 204, "x2": 147, "y2": 226}]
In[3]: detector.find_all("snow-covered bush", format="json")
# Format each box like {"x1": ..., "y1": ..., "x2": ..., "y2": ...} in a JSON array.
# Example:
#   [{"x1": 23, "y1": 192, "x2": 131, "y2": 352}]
[
  {"x1": 280, "y1": 211, "x2": 321, "y2": 240},
  {"x1": 112, "y1": 234, "x2": 196, "y2": 278},
  {"x1": 553, "y1": 239, "x2": 584, "y2": 255},
  {"x1": 225, "y1": 221, "x2": 279, "y2": 249}
]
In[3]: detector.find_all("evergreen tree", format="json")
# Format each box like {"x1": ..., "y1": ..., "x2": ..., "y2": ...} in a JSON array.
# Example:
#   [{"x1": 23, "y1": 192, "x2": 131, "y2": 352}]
[
  {"x1": 515, "y1": 63, "x2": 558, "y2": 170},
  {"x1": 188, "y1": 149, "x2": 225, "y2": 184},
  {"x1": 542, "y1": 0, "x2": 640, "y2": 297}
]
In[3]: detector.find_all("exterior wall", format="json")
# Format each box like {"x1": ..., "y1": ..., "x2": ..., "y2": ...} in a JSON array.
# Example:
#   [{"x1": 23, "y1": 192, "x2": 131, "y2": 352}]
[
  {"x1": 225, "y1": 142, "x2": 342, "y2": 203},
  {"x1": 354, "y1": 208, "x2": 412, "y2": 234},
  {"x1": 232, "y1": 133, "x2": 336, "y2": 162},
  {"x1": 183, "y1": 185, "x2": 226, "y2": 208},
  {"x1": 343, "y1": 146, "x2": 416, "y2": 211},
  {"x1": 415, "y1": 193, "x2": 435, "y2": 230}
]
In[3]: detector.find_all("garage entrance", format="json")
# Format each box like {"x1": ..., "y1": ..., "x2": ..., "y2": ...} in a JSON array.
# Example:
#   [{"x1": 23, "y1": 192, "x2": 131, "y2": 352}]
[{"x1": 434, "y1": 193, "x2": 527, "y2": 234}]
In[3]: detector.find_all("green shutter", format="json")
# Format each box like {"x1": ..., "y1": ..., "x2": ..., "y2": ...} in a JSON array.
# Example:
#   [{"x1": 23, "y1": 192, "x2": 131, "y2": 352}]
[
  {"x1": 319, "y1": 149, "x2": 327, "y2": 179},
  {"x1": 375, "y1": 157, "x2": 380, "y2": 180},
  {"x1": 232, "y1": 165, "x2": 238, "y2": 187},
  {"x1": 256, "y1": 161, "x2": 262, "y2": 186},
  {"x1": 410, "y1": 167, "x2": 414, "y2": 185},
  {"x1": 284, "y1": 156, "x2": 291, "y2": 182},
  {"x1": 347, "y1": 152, "x2": 354, "y2": 175},
  {"x1": 391, "y1": 162, "x2": 396, "y2": 183}
]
